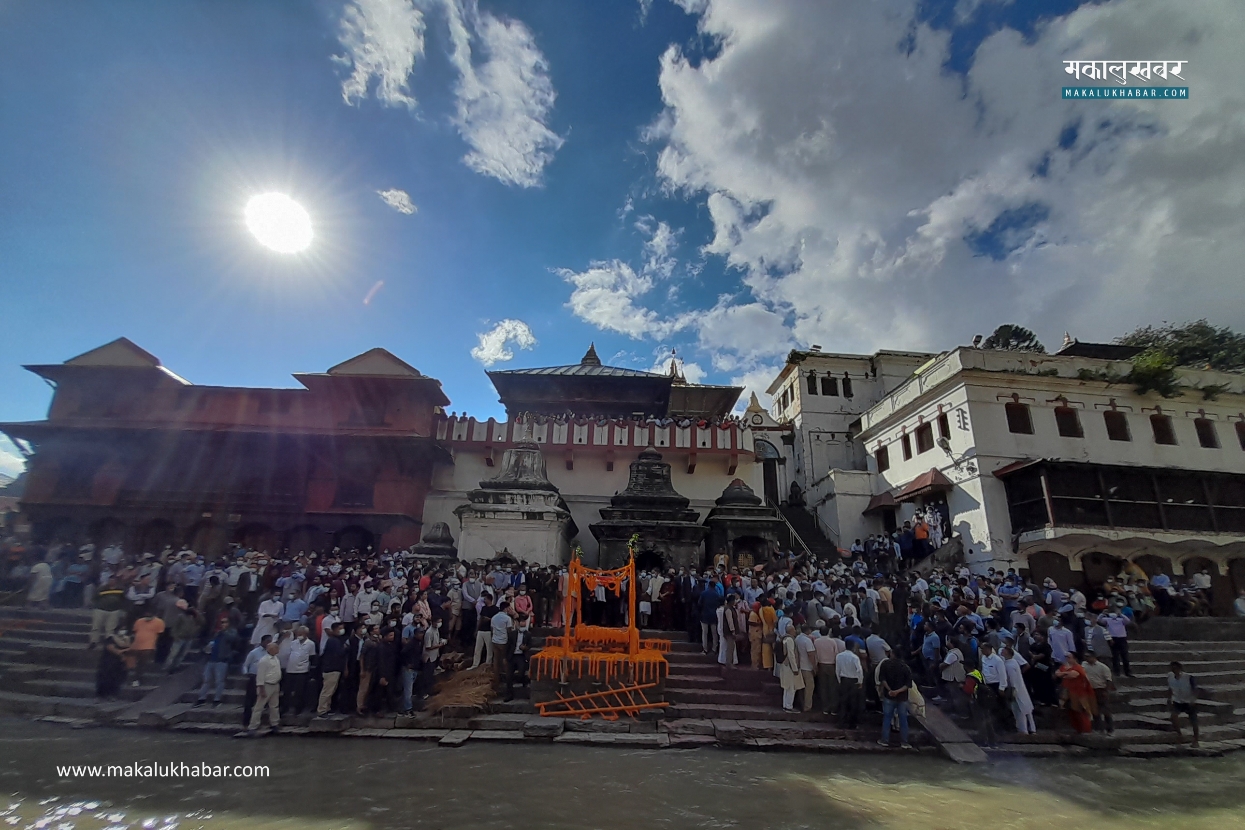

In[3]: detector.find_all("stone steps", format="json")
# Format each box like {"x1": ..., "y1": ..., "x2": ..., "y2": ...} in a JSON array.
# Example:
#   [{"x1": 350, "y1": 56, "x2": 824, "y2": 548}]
[
  {"x1": 10, "y1": 677, "x2": 156, "y2": 701},
  {"x1": 666, "y1": 675, "x2": 726, "y2": 690}
]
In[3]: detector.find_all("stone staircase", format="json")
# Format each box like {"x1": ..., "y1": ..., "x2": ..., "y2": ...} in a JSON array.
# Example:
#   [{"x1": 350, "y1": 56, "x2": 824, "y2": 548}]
[
  {"x1": 0, "y1": 607, "x2": 155, "y2": 721},
  {"x1": 778, "y1": 504, "x2": 840, "y2": 561}
]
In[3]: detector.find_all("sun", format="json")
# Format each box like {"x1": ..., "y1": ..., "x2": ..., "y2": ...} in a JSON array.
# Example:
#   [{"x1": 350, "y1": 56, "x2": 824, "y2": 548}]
[{"x1": 244, "y1": 192, "x2": 313, "y2": 253}]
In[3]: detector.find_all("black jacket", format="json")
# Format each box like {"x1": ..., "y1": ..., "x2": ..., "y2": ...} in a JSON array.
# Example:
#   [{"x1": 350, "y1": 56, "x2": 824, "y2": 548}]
[{"x1": 320, "y1": 636, "x2": 347, "y2": 674}]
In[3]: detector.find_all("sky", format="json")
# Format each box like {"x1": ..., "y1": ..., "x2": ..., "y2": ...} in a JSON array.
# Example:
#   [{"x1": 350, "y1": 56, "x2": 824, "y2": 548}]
[{"x1": 2, "y1": 0, "x2": 1243, "y2": 478}]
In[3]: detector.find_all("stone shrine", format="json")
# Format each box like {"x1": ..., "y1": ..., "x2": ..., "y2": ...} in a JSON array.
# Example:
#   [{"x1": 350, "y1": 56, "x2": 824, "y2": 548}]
[
  {"x1": 703, "y1": 478, "x2": 785, "y2": 569},
  {"x1": 590, "y1": 447, "x2": 708, "y2": 570},
  {"x1": 454, "y1": 441, "x2": 576, "y2": 566}
]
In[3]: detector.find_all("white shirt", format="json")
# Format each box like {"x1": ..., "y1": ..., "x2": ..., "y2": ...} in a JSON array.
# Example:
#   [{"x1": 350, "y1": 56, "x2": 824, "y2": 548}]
[
  {"x1": 286, "y1": 638, "x2": 316, "y2": 674},
  {"x1": 834, "y1": 649, "x2": 863, "y2": 681},
  {"x1": 979, "y1": 653, "x2": 1008, "y2": 689},
  {"x1": 794, "y1": 633, "x2": 816, "y2": 672},
  {"x1": 491, "y1": 612, "x2": 514, "y2": 644},
  {"x1": 255, "y1": 653, "x2": 282, "y2": 686}
]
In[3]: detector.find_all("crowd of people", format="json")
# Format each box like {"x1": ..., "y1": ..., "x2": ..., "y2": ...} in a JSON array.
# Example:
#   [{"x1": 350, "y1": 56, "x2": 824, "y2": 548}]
[{"x1": 0, "y1": 532, "x2": 1233, "y2": 747}]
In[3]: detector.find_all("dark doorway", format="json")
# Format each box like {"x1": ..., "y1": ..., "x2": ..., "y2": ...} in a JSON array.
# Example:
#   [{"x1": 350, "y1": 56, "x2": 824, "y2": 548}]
[
  {"x1": 334, "y1": 525, "x2": 375, "y2": 553},
  {"x1": 763, "y1": 461, "x2": 779, "y2": 505},
  {"x1": 1081, "y1": 552, "x2": 1123, "y2": 588},
  {"x1": 1026, "y1": 550, "x2": 1075, "y2": 589},
  {"x1": 635, "y1": 549, "x2": 664, "y2": 572}
]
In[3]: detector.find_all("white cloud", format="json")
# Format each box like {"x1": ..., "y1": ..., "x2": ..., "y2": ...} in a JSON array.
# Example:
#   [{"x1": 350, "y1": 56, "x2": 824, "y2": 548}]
[
  {"x1": 335, "y1": 0, "x2": 425, "y2": 108},
  {"x1": 377, "y1": 188, "x2": 417, "y2": 214},
  {"x1": 443, "y1": 0, "x2": 564, "y2": 187},
  {"x1": 638, "y1": 0, "x2": 655, "y2": 24},
  {"x1": 637, "y1": 216, "x2": 679, "y2": 277},
  {"x1": 0, "y1": 438, "x2": 25, "y2": 479},
  {"x1": 559, "y1": 260, "x2": 694, "y2": 339},
  {"x1": 634, "y1": 0, "x2": 1245, "y2": 360},
  {"x1": 729, "y1": 365, "x2": 781, "y2": 413},
  {"x1": 471, "y1": 319, "x2": 538, "y2": 366}
]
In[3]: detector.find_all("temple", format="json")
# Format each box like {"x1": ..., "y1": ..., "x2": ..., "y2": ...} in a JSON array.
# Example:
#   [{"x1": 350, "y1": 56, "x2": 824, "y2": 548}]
[{"x1": 2, "y1": 340, "x2": 788, "y2": 570}]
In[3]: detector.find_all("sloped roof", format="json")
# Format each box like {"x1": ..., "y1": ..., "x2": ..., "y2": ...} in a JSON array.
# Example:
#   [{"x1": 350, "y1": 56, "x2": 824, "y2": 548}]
[
  {"x1": 64, "y1": 337, "x2": 161, "y2": 368},
  {"x1": 326, "y1": 348, "x2": 423, "y2": 377},
  {"x1": 488, "y1": 363, "x2": 664, "y2": 378},
  {"x1": 894, "y1": 468, "x2": 955, "y2": 502}
]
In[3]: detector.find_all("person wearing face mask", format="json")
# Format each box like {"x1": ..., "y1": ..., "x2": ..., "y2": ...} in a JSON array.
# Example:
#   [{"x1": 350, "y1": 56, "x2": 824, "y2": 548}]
[
  {"x1": 1048, "y1": 616, "x2": 1075, "y2": 664},
  {"x1": 504, "y1": 612, "x2": 532, "y2": 702},
  {"x1": 513, "y1": 583, "x2": 533, "y2": 619},
  {"x1": 460, "y1": 572, "x2": 482, "y2": 647},
  {"x1": 366, "y1": 601, "x2": 383, "y2": 627},
  {"x1": 282, "y1": 625, "x2": 316, "y2": 715}
]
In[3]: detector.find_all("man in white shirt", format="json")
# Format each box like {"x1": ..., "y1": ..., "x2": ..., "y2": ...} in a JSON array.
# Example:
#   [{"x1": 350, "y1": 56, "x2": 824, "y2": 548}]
[
  {"x1": 977, "y1": 642, "x2": 1008, "y2": 747},
  {"x1": 248, "y1": 642, "x2": 283, "y2": 733},
  {"x1": 794, "y1": 625, "x2": 817, "y2": 712},
  {"x1": 491, "y1": 602, "x2": 515, "y2": 682},
  {"x1": 282, "y1": 626, "x2": 316, "y2": 716},
  {"x1": 835, "y1": 645, "x2": 865, "y2": 728},
  {"x1": 1048, "y1": 618, "x2": 1075, "y2": 664}
]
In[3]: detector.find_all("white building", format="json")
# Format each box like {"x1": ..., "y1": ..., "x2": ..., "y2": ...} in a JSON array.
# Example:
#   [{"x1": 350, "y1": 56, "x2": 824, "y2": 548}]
[{"x1": 767, "y1": 340, "x2": 1245, "y2": 610}]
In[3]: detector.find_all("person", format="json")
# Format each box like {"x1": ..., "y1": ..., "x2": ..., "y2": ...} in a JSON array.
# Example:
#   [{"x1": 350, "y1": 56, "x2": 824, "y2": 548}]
[
  {"x1": 420, "y1": 618, "x2": 446, "y2": 700},
  {"x1": 491, "y1": 601, "x2": 514, "y2": 683},
  {"x1": 718, "y1": 594, "x2": 740, "y2": 667},
  {"x1": 876, "y1": 650, "x2": 913, "y2": 749},
  {"x1": 241, "y1": 635, "x2": 271, "y2": 726},
  {"x1": 318, "y1": 622, "x2": 347, "y2": 715},
  {"x1": 130, "y1": 606, "x2": 165, "y2": 687},
  {"x1": 163, "y1": 600, "x2": 199, "y2": 673},
  {"x1": 814, "y1": 625, "x2": 844, "y2": 716},
  {"x1": 1048, "y1": 617, "x2": 1075, "y2": 665},
  {"x1": 795, "y1": 624, "x2": 817, "y2": 712},
  {"x1": 747, "y1": 602, "x2": 765, "y2": 670},
  {"x1": 1167, "y1": 661, "x2": 1200, "y2": 748},
  {"x1": 248, "y1": 642, "x2": 283, "y2": 734},
  {"x1": 26, "y1": 559, "x2": 53, "y2": 608},
  {"x1": 977, "y1": 642, "x2": 1008, "y2": 747},
  {"x1": 920, "y1": 621, "x2": 941, "y2": 694},
  {"x1": 282, "y1": 625, "x2": 315, "y2": 715},
  {"x1": 1055, "y1": 654, "x2": 1097, "y2": 734},
  {"x1": 95, "y1": 629, "x2": 131, "y2": 699},
  {"x1": 699, "y1": 584, "x2": 722, "y2": 656},
  {"x1": 505, "y1": 612, "x2": 532, "y2": 702},
  {"x1": 778, "y1": 627, "x2": 804, "y2": 713},
  {"x1": 252, "y1": 593, "x2": 283, "y2": 646},
  {"x1": 1083, "y1": 651, "x2": 1114, "y2": 735},
  {"x1": 1102, "y1": 605, "x2": 1135, "y2": 678},
  {"x1": 1001, "y1": 645, "x2": 1035, "y2": 734},
  {"x1": 196, "y1": 618, "x2": 237, "y2": 706},
  {"x1": 89, "y1": 576, "x2": 126, "y2": 648},
  {"x1": 835, "y1": 645, "x2": 865, "y2": 729}
]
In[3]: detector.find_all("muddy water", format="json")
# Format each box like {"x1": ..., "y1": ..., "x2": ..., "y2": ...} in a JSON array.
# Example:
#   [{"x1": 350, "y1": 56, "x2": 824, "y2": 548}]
[{"x1": 2, "y1": 718, "x2": 1244, "y2": 830}]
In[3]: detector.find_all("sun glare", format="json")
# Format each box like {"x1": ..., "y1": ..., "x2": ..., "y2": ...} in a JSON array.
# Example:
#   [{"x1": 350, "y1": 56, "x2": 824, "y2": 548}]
[{"x1": 244, "y1": 192, "x2": 313, "y2": 254}]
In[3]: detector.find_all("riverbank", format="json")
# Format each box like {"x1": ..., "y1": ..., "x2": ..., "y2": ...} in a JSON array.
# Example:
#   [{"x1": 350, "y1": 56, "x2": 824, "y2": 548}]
[{"x1": 5, "y1": 717, "x2": 1245, "y2": 830}]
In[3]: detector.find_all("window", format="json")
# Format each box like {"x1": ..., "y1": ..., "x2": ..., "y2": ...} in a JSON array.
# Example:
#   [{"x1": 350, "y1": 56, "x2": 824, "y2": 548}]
[
  {"x1": 1005, "y1": 402, "x2": 1033, "y2": 434},
  {"x1": 806, "y1": 372, "x2": 818, "y2": 395},
  {"x1": 901, "y1": 434, "x2": 913, "y2": 461},
  {"x1": 1194, "y1": 418, "x2": 1219, "y2": 449},
  {"x1": 1237, "y1": 421, "x2": 1245, "y2": 451},
  {"x1": 842, "y1": 376, "x2": 854, "y2": 398},
  {"x1": 1104, "y1": 410, "x2": 1131, "y2": 441},
  {"x1": 937, "y1": 413, "x2": 951, "y2": 441},
  {"x1": 915, "y1": 422, "x2": 934, "y2": 454},
  {"x1": 1150, "y1": 414, "x2": 1177, "y2": 446},
  {"x1": 876, "y1": 445, "x2": 890, "y2": 472},
  {"x1": 1054, "y1": 406, "x2": 1083, "y2": 438},
  {"x1": 820, "y1": 376, "x2": 839, "y2": 396}
]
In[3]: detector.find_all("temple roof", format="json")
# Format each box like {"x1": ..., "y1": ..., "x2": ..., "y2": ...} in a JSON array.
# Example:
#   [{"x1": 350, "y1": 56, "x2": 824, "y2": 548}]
[{"x1": 487, "y1": 345, "x2": 742, "y2": 418}]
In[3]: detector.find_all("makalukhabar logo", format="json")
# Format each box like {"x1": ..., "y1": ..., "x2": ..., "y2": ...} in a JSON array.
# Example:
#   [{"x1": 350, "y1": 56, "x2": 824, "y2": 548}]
[{"x1": 1062, "y1": 60, "x2": 1188, "y2": 100}]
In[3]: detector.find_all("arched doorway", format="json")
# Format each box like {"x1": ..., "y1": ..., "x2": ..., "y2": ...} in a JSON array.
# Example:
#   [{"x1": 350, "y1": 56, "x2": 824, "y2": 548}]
[
  {"x1": 88, "y1": 517, "x2": 126, "y2": 550},
  {"x1": 287, "y1": 525, "x2": 326, "y2": 556},
  {"x1": 234, "y1": 523, "x2": 277, "y2": 554},
  {"x1": 1026, "y1": 550, "x2": 1074, "y2": 589},
  {"x1": 730, "y1": 535, "x2": 771, "y2": 571},
  {"x1": 185, "y1": 520, "x2": 227, "y2": 557},
  {"x1": 1229, "y1": 559, "x2": 1245, "y2": 603},
  {"x1": 1080, "y1": 552, "x2": 1123, "y2": 588},
  {"x1": 1183, "y1": 556, "x2": 1229, "y2": 615},
  {"x1": 334, "y1": 525, "x2": 374, "y2": 553},
  {"x1": 754, "y1": 439, "x2": 781, "y2": 505},
  {"x1": 137, "y1": 519, "x2": 176, "y2": 555},
  {"x1": 635, "y1": 549, "x2": 665, "y2": 573},
  {"x1": 1132, "y1": 554, "x2": 1174, "y2": 579}
]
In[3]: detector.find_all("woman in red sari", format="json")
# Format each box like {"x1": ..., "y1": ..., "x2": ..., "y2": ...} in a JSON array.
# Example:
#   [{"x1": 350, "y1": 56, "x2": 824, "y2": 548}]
[{"x1": 1055, "y1": 653, "x2": 1098, "y2": 733}]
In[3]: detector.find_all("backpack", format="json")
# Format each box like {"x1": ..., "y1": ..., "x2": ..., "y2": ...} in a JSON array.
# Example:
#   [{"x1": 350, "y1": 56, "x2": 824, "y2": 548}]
[{"x1": 774, "y1": 636, "x2": 788, "y2": 664}]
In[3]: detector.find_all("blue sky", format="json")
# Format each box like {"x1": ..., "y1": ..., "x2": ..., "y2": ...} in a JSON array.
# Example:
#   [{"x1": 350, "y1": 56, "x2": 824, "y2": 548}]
[{"x1": 2, "y1": 0, "x2": 1241, "y2": 477}]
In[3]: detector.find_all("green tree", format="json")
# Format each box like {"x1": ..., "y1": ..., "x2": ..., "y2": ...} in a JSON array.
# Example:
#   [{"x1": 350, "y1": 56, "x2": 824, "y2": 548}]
[
  {"x1": 982, "y1": 324, "x2": 1046, "y2": 353},
  {"x1": 1118, "y1": 320, "x2": 1245, "y2": 372}
]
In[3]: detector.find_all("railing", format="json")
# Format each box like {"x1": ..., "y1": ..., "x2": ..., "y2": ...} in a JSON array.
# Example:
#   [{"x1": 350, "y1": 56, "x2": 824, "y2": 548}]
[{"x1": 767, "y1": 498, "x2": 815, "y2": 560}]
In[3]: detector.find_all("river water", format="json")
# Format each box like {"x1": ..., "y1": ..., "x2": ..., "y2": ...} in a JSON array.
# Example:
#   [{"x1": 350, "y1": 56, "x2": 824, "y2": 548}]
[{"x1": 3, "y1": 718, "x2": 1244, "y2": 830}]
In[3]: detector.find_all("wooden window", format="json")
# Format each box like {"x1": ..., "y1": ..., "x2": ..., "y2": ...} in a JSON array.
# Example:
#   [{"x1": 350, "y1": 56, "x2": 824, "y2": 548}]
[
  {"x1": 1194, "y1": 418, "x2": 1219, "y2": 449},
  {"x1": 842, "y1": 376, "x2": 854, "y2": 398},
  {"x1": 806, "y1": 372, "x2": 818, "y2": 395},
  {"x1": 901, "y1": 434, "x2": 912, "y2": 460},
  {"x1": 1150, "y1": 414, "x2": 1177, "y2": 445},
  {"x1": 1054, "y1": 406, "x2": 1083, "y2": 438},
  {"x1": 1104, "y1": 410, "x2": 1131, "y2": 441},
  {"x1": 876, "y1": 445, "x2": 890, "y2": 472},
  {"x1": 1005, "y1": 402, "x2": 1033, "y2": 434},
  {"x1": 915, "y1": 422, "x2": 934, "y2": 454},
  {"x1": 820, "y1": 376, "x2": 839, "y2": 396},
  {"x1": 937, "y1": 413, "x2": 950, "y2": 441}
]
